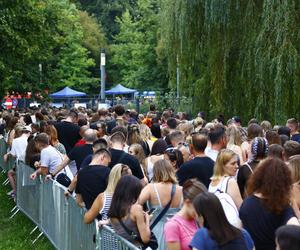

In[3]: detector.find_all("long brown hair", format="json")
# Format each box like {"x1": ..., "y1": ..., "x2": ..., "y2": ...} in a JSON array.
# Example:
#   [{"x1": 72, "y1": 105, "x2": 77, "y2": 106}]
[
  {"x1": 247, "y1": 157, "x2": 292, "y2": 214},
  {"x1": 44, "y1": 124, "x2": 59, "y2": 146},
  {"x1": 193, "y1": 192, "x2": 241, "y2": 246}
]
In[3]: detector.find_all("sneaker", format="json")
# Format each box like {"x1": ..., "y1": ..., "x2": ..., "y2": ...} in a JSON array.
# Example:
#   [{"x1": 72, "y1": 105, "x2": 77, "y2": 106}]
[
  {"x1": 10, "y1": 192, "x2": 16, "y2": 202},
  {"x1": 7, "y1": 190, "x2": 14, "y2": 196}
]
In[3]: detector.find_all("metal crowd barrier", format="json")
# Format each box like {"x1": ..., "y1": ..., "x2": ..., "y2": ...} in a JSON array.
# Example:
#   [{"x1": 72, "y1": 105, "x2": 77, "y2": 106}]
[
  {"x1": 15, "y1": 162, "x2": 139, "y2": 250},
  {"x1": 16, "y1": 162, "x2": 40, "y2": 225},
  {"x1": 97, "y1": 225, "x2": 140, "y2": 250}
]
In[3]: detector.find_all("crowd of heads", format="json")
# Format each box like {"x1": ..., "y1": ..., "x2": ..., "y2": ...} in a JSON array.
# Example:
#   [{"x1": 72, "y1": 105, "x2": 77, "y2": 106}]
[{"x1": 1, "y1": 105, "x2": 300, "y2": 250}]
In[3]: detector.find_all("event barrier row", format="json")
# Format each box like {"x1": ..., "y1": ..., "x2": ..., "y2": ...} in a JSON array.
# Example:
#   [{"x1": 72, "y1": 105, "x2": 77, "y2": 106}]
[{"x1": 15, "y1": 161, "x2": 139, "y2": 250}]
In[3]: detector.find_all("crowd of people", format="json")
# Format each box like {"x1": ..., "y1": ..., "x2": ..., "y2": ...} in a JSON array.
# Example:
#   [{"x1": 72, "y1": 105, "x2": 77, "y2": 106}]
[{"x1": 1, "y1": 104, "x2": 300, "y2": 250}]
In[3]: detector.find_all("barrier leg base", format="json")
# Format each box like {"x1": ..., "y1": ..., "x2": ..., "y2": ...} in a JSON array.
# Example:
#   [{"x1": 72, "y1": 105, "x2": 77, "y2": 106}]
[
  {"x1": 30, "y1": 226, "x2": 38, "y2": 235},
  {"x1": 32, "y1": 232, "x2": 43, "y2": 244},
  {"x1": 9, "y1": 208, "x2": 19, "y2": 219},
  {"x1": 10, "y1": 205, "x2": 18, "y2": 213},
  {"x1": 2, "y1": 178, "x2": 9, "y2": 185}
]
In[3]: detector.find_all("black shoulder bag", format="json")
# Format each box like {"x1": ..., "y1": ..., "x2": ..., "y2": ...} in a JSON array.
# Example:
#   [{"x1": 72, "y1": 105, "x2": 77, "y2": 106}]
[
  {"x1": 118, "y1": 184, "x2": 176, "y2": 250},
  {"x1": 118, "y1": 219, "x2": 158, "y2": 250}
]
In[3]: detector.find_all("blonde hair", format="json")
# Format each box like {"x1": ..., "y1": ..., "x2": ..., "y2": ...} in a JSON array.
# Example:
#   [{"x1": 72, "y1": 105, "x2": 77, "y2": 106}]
[
  {"x1": 105, "y1": 164, "x2": 130, "y2": 193},
  {"x1": 139, "y1": 124, "x2": 152, "y2": 140},
  {"x1": 152, "y1": 159, "x2": 177, "y2": 184},
  {"x1": 288, "y1": 155, "x2": 300, "y2": 184},
  {"x1": 211, "y1": 149, "x2": 237, "y2": 181},
  {"x1": 226, "y1": 126, "x2": 242, "y2": 146}
]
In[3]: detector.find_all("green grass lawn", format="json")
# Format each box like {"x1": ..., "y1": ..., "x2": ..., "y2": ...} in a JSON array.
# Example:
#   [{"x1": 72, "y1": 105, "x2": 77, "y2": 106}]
[{"x1": 0, "y1": 171, "x2": 54, "y2": 250}]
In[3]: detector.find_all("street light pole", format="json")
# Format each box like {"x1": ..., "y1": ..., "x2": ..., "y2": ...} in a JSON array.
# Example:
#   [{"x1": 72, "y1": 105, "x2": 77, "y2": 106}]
[
  {"x1": 39, "y1": 63, "x2": 42, "y2": 86},
  {"x1": 100, "y1": 49, "x2": 106, "y2": 103}
]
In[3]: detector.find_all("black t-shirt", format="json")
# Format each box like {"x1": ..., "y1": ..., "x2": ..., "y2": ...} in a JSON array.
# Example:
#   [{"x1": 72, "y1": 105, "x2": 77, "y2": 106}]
[
  {"x1": 75, "y1": 165, "x2": 110, "y2": 209},
  {"x1": 240, "y1": 195, "x2": 295, "y2": 250},
  {"x1": 54, "y1": 121, "x2": 80, "y2": 153},
  {"x1": 67, "y1": 144, "x2": 93, "y2": 171},
  {"x1": 176, "y1": 156, "x2": 214, "y2": 187},
  {"x1": 80, "y1": 154, "x2": 93, "y2": 169},
  {"x1": 237, "y1": 161, "x2": 259, "y2": 198},
  {"x1": 109, "y1": 148, "x2": 144, "y2": 179}
]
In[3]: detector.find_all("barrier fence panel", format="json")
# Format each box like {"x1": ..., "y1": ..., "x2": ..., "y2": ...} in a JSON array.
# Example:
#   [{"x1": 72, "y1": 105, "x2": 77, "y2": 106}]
[
  {"x1": 98, "y1": 225, "x2": 140, "y2": 250},
  {"x1": 67, "y1": 198, "x2": 97, "y2": 250},
  {"x1": 40, "y1": 179, "x2": 70, "y2": 250},
  {"x1": 15, "y1": 162, "x2": 141, "y2": 250},
  {"x1": 16, "y1": 162, "x2": 40, "y2": 225}
]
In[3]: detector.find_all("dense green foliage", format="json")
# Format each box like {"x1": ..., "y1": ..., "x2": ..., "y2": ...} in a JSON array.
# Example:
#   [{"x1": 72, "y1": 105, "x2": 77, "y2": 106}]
[
  {"x1": 110, "y1": 0, "x2": 168, "y2": 90},
  {"x1": 0, "y1": 0, "x2": 105, "y2": 96},
  {"x1": 1, "y1": 0, "x2": 300, "y2": 122},
  {"x1": 161, "y1": 0, "x2": 300, "y2": 123}
]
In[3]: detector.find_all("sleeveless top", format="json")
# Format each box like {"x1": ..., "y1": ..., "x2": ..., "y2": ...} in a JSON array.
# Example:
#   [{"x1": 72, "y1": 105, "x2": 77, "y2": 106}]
[
  {"x1": 112, "y1": 215, "x2": 140, "y2": 245},
  {"x1": 150, "y1": 184, "x2": 183, "y2": 250},
  {"x1": 208, "y1": 177, "x2": 230, "y2": 193},
  {"x1": 99, "y1": 192, "x2": 113, "y2": 220},
  {"x1": 150, "y1": 183, "x2": 183, "y2": 209},
  {"x1": 147, "y1": 155, "x2": 164, "y2": 181}
]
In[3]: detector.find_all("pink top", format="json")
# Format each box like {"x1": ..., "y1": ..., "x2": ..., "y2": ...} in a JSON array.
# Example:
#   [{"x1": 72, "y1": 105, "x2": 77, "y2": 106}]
[{"x1": 164, "y1": 214, "x2": 197, "y2": 250}]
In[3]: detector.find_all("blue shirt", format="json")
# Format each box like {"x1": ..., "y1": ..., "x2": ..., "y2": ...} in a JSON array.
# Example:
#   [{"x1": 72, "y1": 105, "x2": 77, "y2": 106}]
[{"x1": 190, "y1": 227, "x2": 254, "y2": 250}]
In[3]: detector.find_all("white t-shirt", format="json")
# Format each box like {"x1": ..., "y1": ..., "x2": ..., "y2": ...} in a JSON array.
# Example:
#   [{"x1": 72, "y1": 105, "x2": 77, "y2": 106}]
[
  {"x1": 204, "y1": 147, "x2": 219, "y2": 162},
  {"x1": 40, "y1": 145, "x2": 63, "y2": 174},
  {"x1": 10, "y1": 134, "x2": 29, "y2": 161}
]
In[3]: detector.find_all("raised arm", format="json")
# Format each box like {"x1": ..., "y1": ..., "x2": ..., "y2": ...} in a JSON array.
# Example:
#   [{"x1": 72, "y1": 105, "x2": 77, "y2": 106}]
[
  {"x1": 52, "y1": 155, "x2": 70, "y2": 177},
  {"x1": 133, "y1": 204, "x2": 151, "y2": 243},
  {"x1": 138, "y1": 184, "x2": 151, "y2": 206},
  {"x1": 84, "y1": 193, "x2": 104, "y2": 224}
]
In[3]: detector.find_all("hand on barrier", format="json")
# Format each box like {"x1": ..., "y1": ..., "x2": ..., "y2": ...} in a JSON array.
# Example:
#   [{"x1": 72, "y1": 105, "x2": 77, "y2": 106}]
[
  {"x1": 30, "y1": 172, "x2": 37, "y2": 180},
  {"x1": 98, "y1": 219, "x2": 110, "y2": 228},
  {"x1": 45, "y1": 174, "x2": 52, "y2": 181},
  {"x1": 64, "y1": 189, "x2": 73, "y2": 198}
]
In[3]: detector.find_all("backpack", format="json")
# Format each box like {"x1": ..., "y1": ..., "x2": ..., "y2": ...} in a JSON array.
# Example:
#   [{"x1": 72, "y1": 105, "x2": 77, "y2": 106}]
[{"x1": 214, "y1": 177, "x2": 242, "y2": 228}]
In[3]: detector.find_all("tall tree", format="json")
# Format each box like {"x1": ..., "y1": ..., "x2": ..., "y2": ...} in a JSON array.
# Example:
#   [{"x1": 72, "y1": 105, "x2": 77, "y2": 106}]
[
  {"x1": 0, "y1": 0, "x2": 97, "y2": 96},
  {"x1": 161, "y1": 0, "x2": 300, "y2": 123},
  {"x1": 110, "y1": 0, "x2": 168, "y2": 90},
  {"x1": 76, "y1": 0, "x2": 137, "y2": 42}
]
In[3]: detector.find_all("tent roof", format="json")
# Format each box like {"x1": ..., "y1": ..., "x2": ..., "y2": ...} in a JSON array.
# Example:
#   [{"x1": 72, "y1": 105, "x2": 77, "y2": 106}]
[
  {"x1": 50, "y1": 87, "x2": 86, "y2": 98},
  {"x1": 105, "y1": 84, "x2": 137, "y2": 95}
]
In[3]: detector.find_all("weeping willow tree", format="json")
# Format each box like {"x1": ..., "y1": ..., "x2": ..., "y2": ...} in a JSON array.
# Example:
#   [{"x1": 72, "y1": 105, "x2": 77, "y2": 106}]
[{"x1": 161, "y1": 0, "x2": 300, "y2": 124}]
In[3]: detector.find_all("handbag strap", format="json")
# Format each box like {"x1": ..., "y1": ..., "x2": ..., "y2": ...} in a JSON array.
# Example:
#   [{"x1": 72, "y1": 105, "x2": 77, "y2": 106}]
[
  {"x1": 150, "y1": 184, "x2": 176, "y2": 230},
  {"x1": 53, "y1": 146, "x2": 67, "y2": 175},
  {"x1": 118, "y1": 218, "x2": 139, "y2": 240}
]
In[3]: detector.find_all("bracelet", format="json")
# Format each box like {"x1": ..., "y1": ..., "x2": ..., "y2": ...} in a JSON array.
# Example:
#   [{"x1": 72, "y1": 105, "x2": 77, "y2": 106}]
[{"x1": 67, "y1": 189, "x2": 73, "y2": 194}]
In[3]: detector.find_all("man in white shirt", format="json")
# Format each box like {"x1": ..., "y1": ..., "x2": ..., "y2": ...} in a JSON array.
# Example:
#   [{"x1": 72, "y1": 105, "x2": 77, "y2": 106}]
[
  {"x1": 205, "y1": 125, "x2": 227, "y2": 161},
  {"x1": 30, "y1": 133, "x2": 73, "y2": 183}
]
